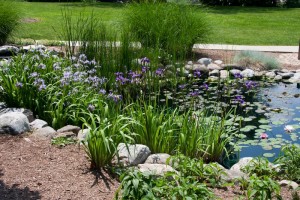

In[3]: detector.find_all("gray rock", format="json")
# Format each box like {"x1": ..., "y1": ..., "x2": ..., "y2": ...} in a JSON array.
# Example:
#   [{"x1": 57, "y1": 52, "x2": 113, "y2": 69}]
[
  {"x1": 279, "y1": 180, "x2": 299, "y2": 190},
  {"x1": 78, "y1": 128, "x2": 90, "y2": 142},
  {"x1": 0, "y1": 108, "x2": 34, "y2": 122},
  {"x1": 241, "y1": 69, "x2": 255, "y2": 78},
  {"x1": 280, "y1": 69, "x2": 290, "y2": 73},
  {"x1": 57, "y1": 125, "x2": 81, "y2": 135},
  {"x1": 0, "y1": 45, "x2": 19, "y2": 56},
  {"x1": 138, "y1": 164, "x2": 177, "y2": 176},
  {"x1": 117, "y1": 143, "x2": 151, "y2": 166},
  {"x1": 184, "y1": 64, "x2": 193, "y2": 71},
  {"x1": 223, "y1": 169, "x2": 248, "y2": 182},
  {"x1": 214, "y1": 60, "x2": 223, "y2": 65},
  {"x1": 230, "y1": 69, "x2": 242, "y2": 76},
  {"x1": 274, "y1": 75, "x2": 282, "y2": 81},
  {"x1": 145, "y1": 153, "x2": 171, "y2": 165},
  {"x1": 230, "y1": 157, "x2": 253, "y2": 172},
  {"x1": 54, "y1": 131, "x2": 76, "y2": 139},
  {"x1": 197, "y1": 58, "x2": 212, "y2": 66},
  {"x1": 187, "y1": 61, "x2": 193, "y2": 65},
  {"x1": 209, "y1": 69, "x2": 220, "y2": 77},
  {"x1": 265, "y1": 71, "x2": 276, "y2": 78},
  {"x1": 289, "y1": 73, "x2": 300, "y2": 83},
  {"x1": 207, "y1": 63, "x2": 222, "y2": 70},
  {"x1": 30, "y1": 119, "x2": 48, "y2": 130},
  {"x1": 31, "y1": 126, "x2": 56, "y2": 139},
  {"x1": 220, "y1": 70, "x2": 229, "y2": 79},
  {"x1": 254, "y1": 71, "x2": 266, "y2": 77},
  {"x1": 296, "y1": 69, "x2": 300, "y2": 73},
  {"x1": 0, "y1": 112, "x2": 30, "y2": 135},
  {"x1": 192, "y1": 64, "x2": 208, "y2": 73},
  {"x1": 277, "y1": 72, "x2": 294, "y2": 79},
  {"x1": 21, "y1": 45, "x2": 46, "y2": 52}
]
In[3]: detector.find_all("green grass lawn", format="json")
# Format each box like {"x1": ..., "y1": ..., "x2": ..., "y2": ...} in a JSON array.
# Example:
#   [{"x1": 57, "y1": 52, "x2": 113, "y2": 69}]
[{"x1": 12, "y1": 2, "x2": 300, "y2": 45}]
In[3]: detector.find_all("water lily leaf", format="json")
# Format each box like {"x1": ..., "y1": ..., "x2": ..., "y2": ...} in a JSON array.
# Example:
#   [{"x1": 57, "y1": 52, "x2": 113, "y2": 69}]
[
  {"x1": 259, "y1": 125, "x2": 272, "y2": 131},
  {"x1": 273, "y1": 145, "x2": 282, "y2": 149},
  {"x1": 243, "y1": 117, "x2": 253, "y2": 122},
  {"x1": 291, "y1": 134, "x2": 298, "y2": 141},
  {"x1": 294, "y1": 118, "x2": 300, "y2": 122},
  {"x1": 263, "y1": 153, "x2": 275, "y2": 158},
  {"x1": 240, "y1": 125, "x2": 256, "y2": 132},
  {"x1": 262, "y1": 145, "x2": 273, "y2": 150},
  {"x1": 259, "y1": 119, "x2": 269, "y2": 124},
  {"x1": 276, "y1": 134, "x2": 283, "y2": 138},
  {"x1": 296, "y1": 107, "x2": 300, "y2": 110},
  {"x1": 272, "y1": 121, "x2": 285, "y2": 125}
]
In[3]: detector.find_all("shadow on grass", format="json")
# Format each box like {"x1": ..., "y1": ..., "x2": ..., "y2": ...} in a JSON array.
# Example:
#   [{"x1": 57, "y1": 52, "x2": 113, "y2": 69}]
[
  {"x1": 59, "y1": 2, "x2": 124, "y2": 9},
  {"x1": 204, "y1": 6, "x2": 297, "y2": 14},
  {"x1": 0, "y1": 169, "x2": 41, "y2": 200}
]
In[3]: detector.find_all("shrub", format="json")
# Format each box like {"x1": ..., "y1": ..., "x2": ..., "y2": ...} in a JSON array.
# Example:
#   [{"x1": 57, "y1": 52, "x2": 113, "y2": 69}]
[
  {"x1": 234, "y1": 50, "x2": 280, "y2": 70},
  {"x1": 0, "y1": 0, "x2": 20, "y2": 45},
  {"x1": 241, "y1": 157, "x2": 278, "y2": 178},
  {"x1": 124, "y1": 2, "x2": 209, "y2": 59}
]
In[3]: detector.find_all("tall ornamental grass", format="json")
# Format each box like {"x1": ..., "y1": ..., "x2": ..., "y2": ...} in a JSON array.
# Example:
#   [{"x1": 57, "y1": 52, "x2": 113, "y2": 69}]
[
  {"x1": 0, "y1": 0, "x2": 20, "y2": 45},
  {"x1": 124, "y1": 2, "x2": 209, "y2": 59}
]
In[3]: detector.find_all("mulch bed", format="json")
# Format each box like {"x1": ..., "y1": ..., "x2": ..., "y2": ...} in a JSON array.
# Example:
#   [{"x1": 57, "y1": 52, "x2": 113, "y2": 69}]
[{"x1": 1, "y1": 134, "x2": 298, "y2": 199}]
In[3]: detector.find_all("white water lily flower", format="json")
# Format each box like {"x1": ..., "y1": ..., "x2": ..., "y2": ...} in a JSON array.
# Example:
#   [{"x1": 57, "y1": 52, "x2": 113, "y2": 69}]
[{"x1": 284, "y1": 125, "x2": 295, "y2": 133}]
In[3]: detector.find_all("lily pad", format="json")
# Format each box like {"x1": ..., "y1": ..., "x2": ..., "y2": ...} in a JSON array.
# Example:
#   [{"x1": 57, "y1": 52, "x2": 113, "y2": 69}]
[
  {"x1": 259, "y1": 119, "x2": 269, "y2": 124},
  {"x1": 276, "y1": 134, "x2": 283, "y2": 138},
  {"x1": 273, "y1": 145, "x2": 282, "y2": 149},
  {"x1": 259, "y1": 125, "x2": 272, "y2": 131},
  {"x1": 294, "y1": 118, "x2": 300, "y2": 122},
  {"x1": 272, "y1": 121, "x2": 285, "y2": 125},
  {"x1": 263, "y1": 153, "x2": 275, "y2": 158},
  {"x1": 262, "y1": 145, "x2": 273, "y2": 150},
  {"x1": 240, "y1": 125, "x2": 257, "y2": 132}
]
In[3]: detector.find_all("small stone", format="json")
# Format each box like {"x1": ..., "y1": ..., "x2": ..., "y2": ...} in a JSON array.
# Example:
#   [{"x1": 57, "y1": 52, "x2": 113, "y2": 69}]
[
  {"x1": 279, "y1": 180, "x2": 299, "y2": 190},
  {"x1": 0, "y1": 45, "x2": 19, "y2": 56},
  {"x1": 138, "y1": 164, "x2": 177, "y2": 176},
  {"x1": 220, "y1": 70, "x2": 229, "y2": 79},
  {"x1": 241, "y1": 69, "x2": 255, "y2": 78},
  {"x1": 30, "y1": 119, "x2": 48, "y2": 130},
  {"x1": 214, "y1": 60, "x2": 223, "y2": 65},
  {"x1": 0, "y1": 112, "x2": 30, "y2": 135},
  {"x1": 277, "y1": 72, "x2": 294, "y2": 79},
  {"x1": 187, "y1": 61, "x2": 193, "y2": 65},
  {"x1": 192, "y1": 64, "x2": 208, "y2": 73},
  {"x1": 57, "y1": 125, "x2": 81, "y2": 135},
  {"x1": 265, "y1": 71, "x2": 276, "y2": 78},
  {"x1": 230, "y1": 69, "x2": 242, "y2": 75},
  {"x1": 31, "y1": 126, "x2": 56, "y2": 139},
  {"x1": 184, "y1": 64, "x2": 193, "y2": 71},
  {"x1": 78, "y1": 129, "x2": 90, "y2": 142},
  {"x1": 209, "y1": 69, "x2": 220, "y2": 76},
  {"x1": 274, "y1": 75, "x2": 282, "y2": 81},
  {"x1": 288, "y1": 73, "x2": 300, "y2": 83},
  {"x1": 197, "y1": 58, "x2": 212, "y2": 66},
  {"x1": 223, "y1": 169, "x2": 248, "y2": 182},
  {"x1": 207, "y1": 63, "x2": 222, "y2": 70},
  {"x1": 54, "y1": 131, "x2": 76, "y2": 139},
  {"x1": 21, "y1": 45, "x2": 47, "y2": 52},
  {"x1": 145, "y1": 153, "x2": 171, "y2": 165},
  {"x1": 254, "y1": 71, "x2": 266, "y2": 77}
]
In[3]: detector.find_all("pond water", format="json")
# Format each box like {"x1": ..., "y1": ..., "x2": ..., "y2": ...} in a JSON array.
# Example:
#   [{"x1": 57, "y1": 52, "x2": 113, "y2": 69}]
[{"x1": 235, "y1": 82, "x2": 300, "y2": 162}]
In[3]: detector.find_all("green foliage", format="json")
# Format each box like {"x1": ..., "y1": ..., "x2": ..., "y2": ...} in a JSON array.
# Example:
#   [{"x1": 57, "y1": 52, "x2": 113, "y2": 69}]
[
  {"x1": 124, "y1": 2, "x2": 209, "y2": 58},
  {"x1": 0, "y1": 0, "x2": 20, "y2": 45},
  {"x1": 116, "y1": 168, "x2": 214, "y2": 200},
  {"x1": 234, "y1": 51, "x2": 280, "y2": 70},
  {"x1": 200, "y1": 0, "x2": 278, "y2": 6},
  {"x1": 242, "y1": 157, "x2": 278, "y2": 178},
  {"x1": 246, "y1": 174, "x2": 282, "y2": 200},
  {"x1": 81, "y1": 113, "x2": 135, "y2": 169},
  {"x1": 51, "y1": 136, "x2": 77, "y2": 147},
  {"x1": 275, "y1": 144, "x2": 300, "y2": 182}
]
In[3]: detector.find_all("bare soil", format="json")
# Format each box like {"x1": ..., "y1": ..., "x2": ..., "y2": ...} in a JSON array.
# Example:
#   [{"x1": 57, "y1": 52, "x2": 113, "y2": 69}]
[{"x1": 1, "y1": 134, "x2": 299, "y2": 200}]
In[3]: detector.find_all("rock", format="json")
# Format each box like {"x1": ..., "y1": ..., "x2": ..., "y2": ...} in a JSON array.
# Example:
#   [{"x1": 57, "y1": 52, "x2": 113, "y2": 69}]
[
  {"x1": 138, "y1": 164, "x2": 177, "y2": 176},
  {"x1": 145, "y1": 153, "x2": 171, "y2": 165},
  {"x1": 78, "y1": 128, "x2": 90, "y2": 142},
  {"x1": 296, "y1": 69, "x2": 300, "y2": 73},
  {"x1": 209, "y1": 69, "x2": 219, "y2": 76},
  {"x1": 117, "y1": 143, "x2": 151, "y2": 166},
  {"x1": 207, "y1": 63, "x2": 222, "y2": 70},
  {"x1": 0, "y1": 45, "x2": 19, "y2": 56},
  {"x1": 0, "y1": 59, "x2": 9, "y2": 67},
  {"x1": 214, "y1": 60, "x2": 223, "y2": 65},
  {"x1": 30, "y1": 119, "x2": 48, "y2": 130},
  {"x1": 57, "y1": 125, "x2": 81, "y2": 135},
  {"x1": 184, "y1": 64, "x2": 193, "y2": 71},
  {"x1": 54, "y1": 131, "x2": 76, "y2": 139},
  {"x1": 0, "y1": 108, "x2": 34, "y2": 122},
  {"x1": 207, "y1": 76, "x2": 219, "y2": 82},
  {"x1": 230, "y1": 157, "x2": 253, "y2": 172},
  {"x1": 0, "y1": 112, "x2": 30, "y2": 135},
  {"x1": 47, "y1": 46, "x2": 65, "y2": 57},
  {"x1": 187, "y1": 61, "x2": 193, "y2": 65},
  {"x1": 265, "y1": 71, "x2": 276, "y2": 78},
  {"x1": 279, "y1": 180, "x2": 299, "y2": 190},
  {"x1": 192, "y1": 64, "x2": 208, "y2": 73},
  {"x1": 197, "y1": 58, "x2": 212, "y2": 66},
  {"x1": 277, "y1": 72, "x2": 294, "y2": 79},
  {"x1": 280, "y1": 69, "x2": 290, "y2": 73},
  {"x1": 220, "y1": 70, "x2": 229, "y2": 79},
  {"x1": 241, "y1": 69, "x2": 254, "y2": 78},
  {"x1": 254, "y1": 71, "x2": 266, "y2": 78},
  {"x1": 31, "y1": 126, "x2": 56, "y2": 139},
  {"x1": 223, "y1": 169, "x2": 248, "y2": 182},
  {"x1": 21, "y1": 45, "x2": 46, "y2": 52},
  {"x1": 274, "y1": 75, "x2": 282, "y2": 81},
  {"x1": 230, "y1": 69, "x2": 242, "y2": 76},
  {"x1": 289, "y1": 73, "x2": 300, "y2": 83}
]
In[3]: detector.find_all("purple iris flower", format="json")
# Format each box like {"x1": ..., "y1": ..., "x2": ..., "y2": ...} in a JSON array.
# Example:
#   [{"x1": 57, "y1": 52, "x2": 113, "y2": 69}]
[
  {"x1": 193, "y1": 70, "x2": 201, "y2": 78},
  {"x1": 38, "y1": 84, "x2": 47, "y2": 91},
  {"x1": 201, "y1": 83, "x2": 209, "y2": 90},
  {"x1": 53, "y1": 63, "x2": 61, "y2": 70},
  {"x1": 155, "y1": 68, "x2": 164, "y2": 77},
  {"x1": 87, "y1": 104, "x2": 95, "y2": 112},
  {"x1": 141, "y1": 66, "x2": 149, "y2": 73},
  {"x1": 99, "y1": 89, "x2": 106, "y2": 95},
  {"x1": 108, "y1": 92, "x2": 122, "y2": 103},
  {"x1": 115, "y1": 72, "x2": 129, "y2": 85},
  {"x1": 29, "y1": 72, "x2": 38, "y2": 78},
  {"x1": 189, "y1": 91, "x2": 199, "y2": 97},
  {"x1": 234, "y1": 95, "x2": 245, "y2": 104},
  {"x1": 38, "y1": 63, "x2": 46, "y2": 69},
  {"x1": 245, "y1": 80, "x2": 258, "y2": 90},
  {"x1": 15, "y1": 82, "x2": 23, "y2": 88},
  {"x1": 234, "y1": 73, "x2": 243, "y2": 79},
  {"x1": 178, "y1": 84, "x2": 187, "y2": 89},
  {"x1": 141, "y1": 57, "x2": 150, "y2": 64}
]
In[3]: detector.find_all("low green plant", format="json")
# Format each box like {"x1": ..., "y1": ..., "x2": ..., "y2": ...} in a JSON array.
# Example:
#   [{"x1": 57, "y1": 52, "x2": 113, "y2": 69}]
[
  {"x1": 0, "y1": 0, "x2": 20, "y2": 45},
  {"x1": 233, "y1": 50, "x2": 280, "y2": 70},
  {"x1": 274, "y1": 144, "x2": 300, "y2": 183},
  {"x1": 81, "y1": 113, "x2": 135, "y2": 169},
  {"x1": 242, "y1": 157, "x2": 278, "y2": 178},
  {"x1": 51, "y1": 136, "x2": 77, "y2": 147},
  {"x1": 246, "y1": 174, "x2": 282, "y2": 200}
]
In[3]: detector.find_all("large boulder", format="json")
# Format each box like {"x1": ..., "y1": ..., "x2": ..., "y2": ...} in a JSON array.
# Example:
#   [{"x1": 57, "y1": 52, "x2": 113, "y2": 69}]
[
  {"x1": 0, "y1": 108, "x2": 34, "y2": 122},
  {"x1": 57, "y1": 125, "x2": 81, "y2": 135},
  {"x1": 31, "y1": 126, "x2": 56, "y2": 139},
  {"x1": 0, "y1": 112, "x2": 30, "y2": 135},
  {"x1": 279, "y1": 180, "x2": 299, "y2": 190},
  {"x1": 145, "y1": 153, "x2": 171, "y2": 165},
  {"x1": 21, "y1": 45, "x2": 46, "y2": 52},
  {"x1": 117, "y1": 143, "x2": 151, "y2": 166},
  {"x1": 30, "y1": 119, "x2": 48, "y2": 130},
  {"x1": 230, "y1": 157, "x2": 253, "y2": 172},
  {"x1": 197, "y1": 58, "x2": 212, "y2": 66},
  {"x1": 289, "y1": 73, "x2": 300, "y2": 83},
  {"x1": 138, "y1": 164, "x2": 177, "y2": 176}
]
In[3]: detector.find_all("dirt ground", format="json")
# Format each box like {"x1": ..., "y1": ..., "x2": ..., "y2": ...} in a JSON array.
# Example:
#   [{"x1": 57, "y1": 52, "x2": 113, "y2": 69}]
[{"x1": 1, "y1": 134, "x2": 299, "y2": 200}]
